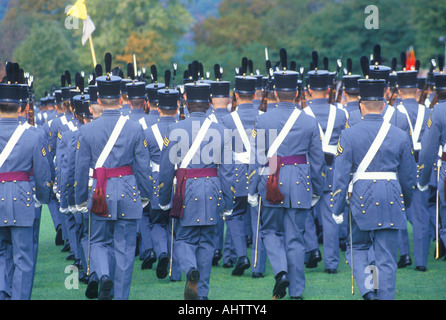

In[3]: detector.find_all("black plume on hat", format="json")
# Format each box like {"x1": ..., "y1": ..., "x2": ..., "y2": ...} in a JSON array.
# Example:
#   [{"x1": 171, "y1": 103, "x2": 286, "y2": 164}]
[
  {"x1": 75, "y1": 72, "x2": 80, "y2": 89},
  {"x1": 192, "y1": 60, "x2": 199, "y2": 82},
  {"x1": 104, "y1": 52, "x2": 112, "y2": 75},
  {"x1": 312, "y1": 51, "x2": 319, "y2": 70},
  {"x1": 61, "y1": 74, "x2": 66, "y2": 88},
  {"x1": 241, "y1": 57, "x2": 248, "y2": 76},
  {"x1": 415, "y1": 60, "x2": 420, "y2": 72},
  {"x1": 65, "y1": 70, "x2": 72, "y2": 86},
  {"x1": 373, "y1": 44, "x2": 381, "y2": 66},
  {"x1": 199, "y1": 62, "x2": 204, "y2": 79},
  {"x1": 248, "y1": 59, "x2": 254, "y2": 75},
  {"x1": 95, "y1": 64, "x2": 103, "y2": 77},
  {"x1": 400, "y1": 52, "x2": 407, "y2": 71},
  {"x1": 89, "y1": 73, "x2": 96, "y2": 85},
  {"x1": 164, "y1": 69, "x2": 171, "y2": 90},
  {"x1": 214, "y1": 64, "x2": 222, "y2": 80},
  {"x1": 323, "y1": 57, "x2": 329, "y2": 71},
  {"x1": 360, "y1": 56, "x2": 370, "y2": 78},
  {"x1": 265, "y1": 60, "x2": 272, "y2": 74},
  {"x1": 280, "y1": 48, "x2": 288, "y2": 71},
  {"x1": 5, "y1": 62, "x2": 13, "y2": 83},
  {"x1": 290, "y1": 61, "x2": 297, "y2": 71},
  {"x1": 391, "y1": 57, "x2": 397, "y2": 73},
  {"x1": 79, "y1": 75, "x2": 84, "y2": 94},
  {"x1": 127, "y1": 63, "x2": 135, "y2": 81},
  {"x1": 12, "y1": 63, "x2": 19, "y2": 84},
  {"x1": 439, "y1": 55, "x2": 444, "y2": 73},
  {"x1": 151, "y1": 65, "x2": 158, "y2": 83},
  {"x1": 347, "y1": 58, "x2": 353, "y2": 75}
]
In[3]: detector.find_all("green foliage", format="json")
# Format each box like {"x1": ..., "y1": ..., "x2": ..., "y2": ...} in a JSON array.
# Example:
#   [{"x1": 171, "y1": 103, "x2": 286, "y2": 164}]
[
  {"x1": 13, "y1": 20, "x2": 79, "y2": 98},
  {"x1": 32, "y1": 206, "x2": 446, "y2": 300},
  {"x1": 190, "y1": 0, "x2": 446, "y2": 77}
]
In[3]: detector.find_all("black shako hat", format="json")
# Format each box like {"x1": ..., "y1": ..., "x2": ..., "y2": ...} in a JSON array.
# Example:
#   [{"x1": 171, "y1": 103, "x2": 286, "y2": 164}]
[
  {"x1": 210, "y1": 64, "x2": 230, "y2": 98},
  {"x1": 358, "y1": 56, "x2": 386, "y2": 101},
  {"x1": 308, "y1": 51, "x2": 330, "y2": 90},
  {"x1": 158, "y1": 69, "x2": 179, "y2": 110},
  {"x1": 96, "y1": 53, "x2": 122, "y2": 100}
]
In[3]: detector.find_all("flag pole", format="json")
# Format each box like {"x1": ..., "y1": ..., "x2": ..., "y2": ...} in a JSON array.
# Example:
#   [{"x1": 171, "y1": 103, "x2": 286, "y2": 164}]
[{"x1": 89, "y1": 35, "x2": 97, "y2": 68}]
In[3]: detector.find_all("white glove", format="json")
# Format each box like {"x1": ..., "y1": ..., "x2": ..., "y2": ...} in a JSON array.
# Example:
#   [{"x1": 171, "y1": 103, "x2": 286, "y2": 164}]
[
  {"x1": 68, "y1": 205, "x2": 76, "y2": 214},
  {"x1": 59, "y1": 207, "x2": 69, "y2": 215},
  {"x1": 33, "y1": 195, "x2": 42, "y2": 208},
  {"x1": 159, "y1": 203, "x2": 171, "y2": 211},
  {"x1": 56, "y1": 192, "x2": 60, "y2": 201},
  {"x1": 141, "y1": 198, "x2": 150, "y2": 208},
  {"x1": 76, "y1": 202, "x2": 89, "y2": 213},
  {"x1": 332, "y1": 213, "x2": 344, "y2": 225},
  {"x1": 222, "y1": 209, "x2": 233, "y2": 217},
  {"x1": 417, "y1": 183, "x2": 428, "y2": 192},
  {"x1": 248, "y1": 194, "x2": 259, "y2": 207},
  {"x1": 311, "y1": 195, "x2": 321, "y2": 207}
]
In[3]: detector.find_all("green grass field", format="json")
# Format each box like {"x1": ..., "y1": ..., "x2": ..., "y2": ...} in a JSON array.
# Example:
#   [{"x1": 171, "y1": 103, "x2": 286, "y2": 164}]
[{"x1": 30, "y1": 206, "x2": 446, "y2": 300}]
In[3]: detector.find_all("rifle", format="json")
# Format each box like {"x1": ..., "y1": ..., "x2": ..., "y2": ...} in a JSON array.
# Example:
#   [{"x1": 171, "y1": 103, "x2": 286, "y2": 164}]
[
  {"x1": 418, "y1": 82, "x2": 429, "y2": 105},
  {"x1": 389, "y1": 86, "x2": 398, "y2": 106},
  {"x1": 179, "y1": 85, "x2": 186, "y2": 120},
  {"x1": 258, "y1": 60, "x2": 272, "y2": 112},
  {"x1": 329, "y1": 58, "x2": 342, "y2": 104}
]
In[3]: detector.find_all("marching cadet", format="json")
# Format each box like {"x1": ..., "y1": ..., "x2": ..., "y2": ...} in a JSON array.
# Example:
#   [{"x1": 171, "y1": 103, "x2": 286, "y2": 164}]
[
  {"x1": 209, "y1": 64, "x2": 231, "y2": 266},
  {"x1": 138, "y1": 64, "x2": 165, "y2": 267},
  {"x1": 141, "y1": 70, "x2": 179, "y2": 280},
  {"x1": 157, "y1": 63, "x2": 234, "y2": 300},
  {"x1": 303, "y1": 50, "x2": 347, "y2": 274},
  {"x1": 395, "y1": 58, "x2": 431, "y2": 271},
  {"x1": 0, "y1": 62, "x2": 52, "y2": 300},
  {"x1": 342, "y1": 58, "x2": 361, "y2": 115},
  {"x1": 347, "y1": 48, "x2": 412, "y2": 136},
  {"x1": 75, "y1": 53, "x2": 152, "y2": 300},
  {"x1": 220, "y1": 62, "x2": 258, "y2": 277},
  {"x1": 248, "y1": 49, "x2": 326, "y2": 299},
  {"x1": 331, "y1": 56, "x2": 416, "y2": 300},
  {"x1": 119, "y1": 67, "x2": 132, "y2": 117},
  {"x1": 419, "y1": 56, "x2": 446, "y2": 260}
]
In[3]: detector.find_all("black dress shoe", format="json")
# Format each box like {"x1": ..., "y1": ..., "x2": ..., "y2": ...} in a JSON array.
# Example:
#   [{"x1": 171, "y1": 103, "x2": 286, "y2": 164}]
[
  {"x1": 141, "y1": 249, "x2": 157, "y2": 270},
  {"x1": 324, "y1": 268, "x2": 337, "y2": 274},
  {"x1": 85, "y1": 272, "x2": 99, "y2": 299},
  {"x1": 290, "y1": 295, "x2": 303, "y2": 300},
  {"x1": 252, "y1": 272, "x2": 264, "y2": 278},
  {"x1": 79, "y1": 271, "x2": 89, "y2": 284},
  {"x1": 98, "y1": 275, "x2": 113, "y2": 300},
  {"x1": 363, "y1": 291, "x2": 378, "y2": 300},
  {"x1": 306, "y1": 249, "x2": 322, "y2": 269},
  {"x1": 339, "y1": 238, "x2": 347, "y2": 252},
  {"x1": 273, "y1": 271, "x2": 289, "y2": 300},
  {"x1": 156, "y1": 253, "x2": 169, "y2": 279},
  {"x1": 55, "y1": 224, "x2": 64, "y2": 246},
  {"x1": 232, "y1": 256, "x2": 250, "y2": 276},
  {"x1": 212, "y1": 249, "x2": 222, "y2": 266},
  {"x1": 184, "y1": 268, "x2": 200, "y2": 300},
  {"x1": 397, "y1": 254, "x2": 412, "y2": 268},
  {"x1": 415, "y1": 266, "x2": 427, "y2": 272},
  {"x1": 65, "y1": 252, "x2": 76, "y2": 261},
  {"x1": 222, "y1": 260, "x2": 234, "y2": 268},
  {"x1": 61, "y1": 241, "x2": 71, "y2": 252}
]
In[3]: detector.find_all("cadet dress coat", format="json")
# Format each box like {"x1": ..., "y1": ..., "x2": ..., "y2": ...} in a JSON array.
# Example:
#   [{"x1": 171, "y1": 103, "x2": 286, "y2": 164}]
[
  {"x1": 332, "y1": 113, "x2": 416, "y2": 300},
  {"x1": 75, "y1": 108, "x2": 152, "y2": 300},
  {"x1": 248, "y1": 101, "x2": 325, "y2": 298},
  {"x1": 158, "y1": 111, "x2": 234, "y2": 298},
  {"x1": 419, "y1": 99, "x2": 446, "y2": 255},
  {"x1": 0, "y1": 117, "x2": 51, "y2": 300},
  {"x1": 303, "y1": 98, "x2": 347, "y2": 271}
]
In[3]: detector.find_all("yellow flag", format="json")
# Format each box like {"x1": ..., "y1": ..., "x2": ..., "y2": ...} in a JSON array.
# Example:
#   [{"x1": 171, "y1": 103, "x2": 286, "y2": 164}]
[{"x1": 67, "y1": 0, "x2": 87, "y2": 20}]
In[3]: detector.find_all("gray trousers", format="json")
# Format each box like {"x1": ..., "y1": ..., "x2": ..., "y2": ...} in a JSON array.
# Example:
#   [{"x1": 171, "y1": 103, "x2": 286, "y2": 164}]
[
  {"x1": 345, "y1": 215, "x2": 399, "y2": 300},
  {"x1": 0, "y1": 226, "x2": 34, "y2": 300},
  {"x1": 90, "y1": 215, "x2": 137, "y2": 300},
  {"x1": 260, "y1": 206, "x2": 308, "y2": 297}
]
